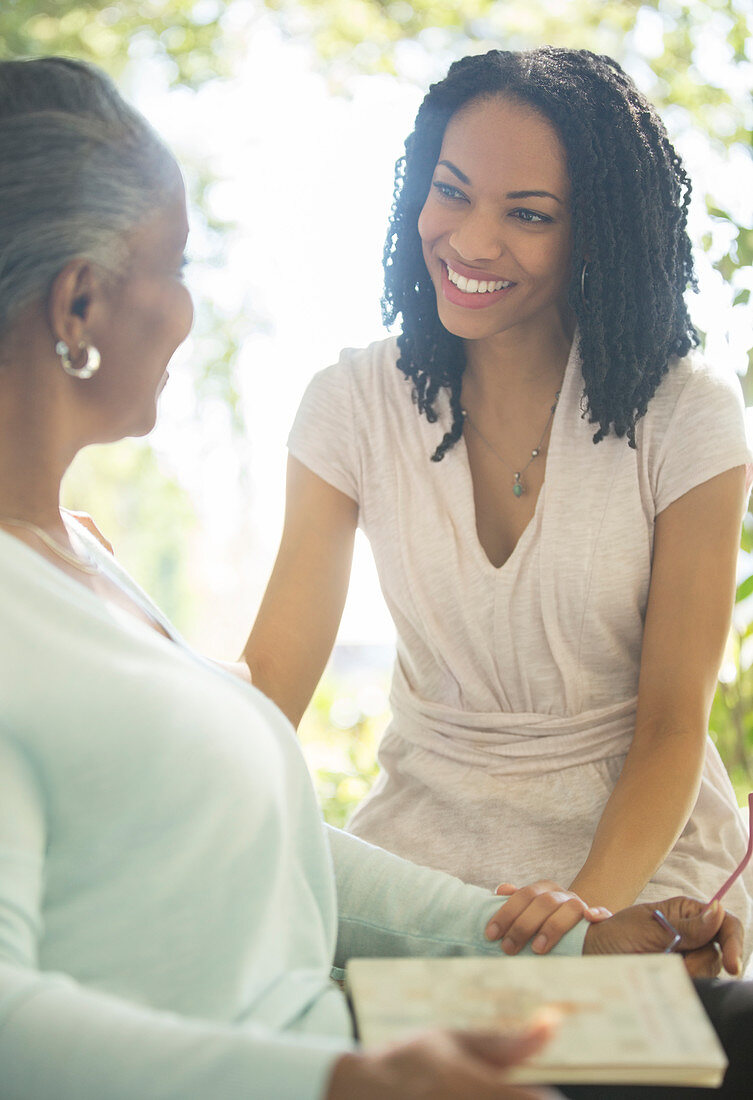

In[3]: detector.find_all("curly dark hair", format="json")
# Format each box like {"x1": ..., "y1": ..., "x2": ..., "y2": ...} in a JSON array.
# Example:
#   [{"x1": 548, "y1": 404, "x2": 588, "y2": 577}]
[{"x1": 382, "y1": 47, "x2": 698, "y2": 460}]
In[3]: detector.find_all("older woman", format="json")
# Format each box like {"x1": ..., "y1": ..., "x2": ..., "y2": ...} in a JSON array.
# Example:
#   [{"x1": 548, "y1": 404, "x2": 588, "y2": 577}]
[{"x1": 0, "y1": 56, "x2": 749, "y2": 1100}]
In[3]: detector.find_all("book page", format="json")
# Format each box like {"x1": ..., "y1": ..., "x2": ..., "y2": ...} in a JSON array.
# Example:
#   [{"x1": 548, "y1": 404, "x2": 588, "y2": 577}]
[{"x1": 347, "y1": 954, "x2": 727, "y2": 1086}]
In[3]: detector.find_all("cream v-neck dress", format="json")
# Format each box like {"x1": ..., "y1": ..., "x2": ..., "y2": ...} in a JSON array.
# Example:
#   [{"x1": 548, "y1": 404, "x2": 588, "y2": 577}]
[{"x1": 288, "y1": 335, "x2": 753, "y2": 945}]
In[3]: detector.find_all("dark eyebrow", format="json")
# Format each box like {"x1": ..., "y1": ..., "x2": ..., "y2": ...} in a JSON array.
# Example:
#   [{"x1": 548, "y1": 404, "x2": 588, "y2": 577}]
[
  {"x1": 436, "y1": 163, "x2": 562, "y2": 204},
  {"x1": 506, "y1": 190, "x2": 563, "y2": 204},
  {"x1": 437, "y1": 159, "x2": 470, "y2": 184}
]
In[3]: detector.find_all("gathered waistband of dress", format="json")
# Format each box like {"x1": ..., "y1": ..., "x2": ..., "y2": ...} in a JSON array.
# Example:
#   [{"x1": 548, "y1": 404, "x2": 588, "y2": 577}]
[{"x1": 388, "y1": 680, "x2": 637, "y2": 776}]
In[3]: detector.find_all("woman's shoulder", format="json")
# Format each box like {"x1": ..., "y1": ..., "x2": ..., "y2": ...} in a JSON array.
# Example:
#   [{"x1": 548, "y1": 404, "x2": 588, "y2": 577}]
[
  {"x1": 336, "y1": 334, "x2": 401, "y2": 370},
  {"x1": 659, "y1": 347, "x2": 744, "y2": 405},
  {"x1": 638, "y1": 348, "x2": 750, "y2": 510},
  {"x1": 309, "y1": 335, "x2": 402, "y2": 397},
  {"x1": 289, "y1": 335, "x2": 418, "y2": 492},
  {"x1": 297, "y1": 335, "x2": 418, "y2": 437},
  {"x1": 643, "y1": 348, "x2": 746, "y2": 436}
]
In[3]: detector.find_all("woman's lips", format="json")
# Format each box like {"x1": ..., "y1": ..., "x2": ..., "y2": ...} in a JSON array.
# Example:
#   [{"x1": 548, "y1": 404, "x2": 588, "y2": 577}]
[{"x1": 440, "y1": 261, "x2": 516, "y2": 310}]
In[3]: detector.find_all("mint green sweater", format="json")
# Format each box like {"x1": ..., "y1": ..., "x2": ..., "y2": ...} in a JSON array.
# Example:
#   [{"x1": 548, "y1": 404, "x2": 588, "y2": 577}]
[{"x1": 0, "y1": 524, "x2": 587, "y2": 1099}]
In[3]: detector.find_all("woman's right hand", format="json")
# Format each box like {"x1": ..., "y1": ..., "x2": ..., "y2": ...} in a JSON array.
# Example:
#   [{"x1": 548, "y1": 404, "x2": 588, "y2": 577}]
[{"x1": 326, "y1": 1022, "x2": 560, "y2": 1099}]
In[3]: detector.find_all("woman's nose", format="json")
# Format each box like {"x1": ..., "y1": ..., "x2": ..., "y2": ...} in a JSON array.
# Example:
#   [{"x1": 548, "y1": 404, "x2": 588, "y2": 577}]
[{"x1": 448, "y1": 206, "x2": 505, "y2": 264}]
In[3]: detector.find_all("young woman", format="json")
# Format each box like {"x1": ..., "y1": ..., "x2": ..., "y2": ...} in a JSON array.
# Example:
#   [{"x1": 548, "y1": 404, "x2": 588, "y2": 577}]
[{"x1": 244, "y1": 47, "x2": 753, "y2": 953}]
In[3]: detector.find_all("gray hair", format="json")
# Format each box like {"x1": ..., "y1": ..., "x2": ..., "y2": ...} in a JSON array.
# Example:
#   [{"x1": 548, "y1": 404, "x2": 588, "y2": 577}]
[{"x1": 0, "y1": 57, "x2": 180, "y2": 336}]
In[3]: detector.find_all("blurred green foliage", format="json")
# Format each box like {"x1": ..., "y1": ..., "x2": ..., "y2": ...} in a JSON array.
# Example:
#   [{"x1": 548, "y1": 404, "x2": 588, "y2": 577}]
[
  {"x1": 2, "y1": 0, "x2": 752, "y2": 809},
  {"x1": 710, "y1": 513, "x2": 753, "y2": 803},
  {"x1": 62, "y1": 441, "x2": 198, "y2": 627},
  {"x1": 299, "y1": 669, "x2": 387, "y2": 827},
  {"x1": 0, "y1": 0, "x2": 230, "y2": 84}
]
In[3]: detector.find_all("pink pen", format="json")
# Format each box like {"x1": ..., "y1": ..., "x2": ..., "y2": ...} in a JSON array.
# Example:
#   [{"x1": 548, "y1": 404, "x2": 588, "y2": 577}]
[
  {"x1": 704, "y1": 791, "x2": 753, "y2": 910},
  {"x1": 652, "y1": 794, "x2": 752, "y2": 953}
]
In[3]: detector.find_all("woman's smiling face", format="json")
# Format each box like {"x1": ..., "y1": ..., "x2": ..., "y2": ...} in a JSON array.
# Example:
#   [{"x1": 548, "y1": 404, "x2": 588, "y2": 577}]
[{"x1": 418, "y1": 94, "x2": 574, "y2": 346}]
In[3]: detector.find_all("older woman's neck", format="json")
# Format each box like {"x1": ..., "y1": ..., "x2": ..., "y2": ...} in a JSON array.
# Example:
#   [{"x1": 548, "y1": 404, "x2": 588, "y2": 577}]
[{"x1": 0, "y1": 329, "x2": 79, "y2": 529}]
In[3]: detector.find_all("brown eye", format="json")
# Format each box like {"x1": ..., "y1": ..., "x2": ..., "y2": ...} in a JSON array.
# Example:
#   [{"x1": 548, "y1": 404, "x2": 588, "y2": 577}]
[
  {"x1": 432, "y1": 181, "x2": 467, "y2": 202},
  {"x1": 511, "y1": 209, "x2": 551, "y2": 224}
]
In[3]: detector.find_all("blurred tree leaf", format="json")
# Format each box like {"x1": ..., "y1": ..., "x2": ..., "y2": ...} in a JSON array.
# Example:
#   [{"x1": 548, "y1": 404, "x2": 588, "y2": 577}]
[
  {"x1": 736, "y1": 574, "x2": 753, "y2": 603},
  {"x1": 61, "y1": 439, "x2": 199, "y2": 631},
  {"x1": 0, "y1": 0, "x2": 231, "y2": 84}
]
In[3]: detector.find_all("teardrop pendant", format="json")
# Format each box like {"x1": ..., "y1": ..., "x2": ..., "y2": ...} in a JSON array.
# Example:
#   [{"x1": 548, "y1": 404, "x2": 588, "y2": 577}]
[{"x1": 461, "y1": 385, "x2": 559, "y2": 502}]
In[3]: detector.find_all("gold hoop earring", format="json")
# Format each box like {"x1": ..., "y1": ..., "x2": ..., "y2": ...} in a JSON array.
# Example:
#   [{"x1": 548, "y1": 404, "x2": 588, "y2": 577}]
[
  {"x1": 580, "y1": 261, "x2": 590, "y2": 304},
  {"x1": 55, "y1": 339, "x2": 101, "y2": 380}
]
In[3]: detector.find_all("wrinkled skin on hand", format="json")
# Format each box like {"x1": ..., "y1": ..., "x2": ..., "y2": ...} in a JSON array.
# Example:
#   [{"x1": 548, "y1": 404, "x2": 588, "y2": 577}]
[{"x1": 583, "y1": 896, "x2": 743, "y2": 978}]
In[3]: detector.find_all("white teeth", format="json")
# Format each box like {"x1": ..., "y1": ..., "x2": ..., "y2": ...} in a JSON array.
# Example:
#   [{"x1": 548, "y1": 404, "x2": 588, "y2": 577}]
[{"x1": 445, "y1": 263, "x2": 511, "y2": 293}]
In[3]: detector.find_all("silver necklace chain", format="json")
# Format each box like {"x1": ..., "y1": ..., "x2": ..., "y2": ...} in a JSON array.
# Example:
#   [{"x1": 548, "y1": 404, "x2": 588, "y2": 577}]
[
  {"x1": 461, "y1": 389, "x2": 560, "y2": 498},
  {"x1": 0, "y1": 515, "x2": 100, "y2": 574}
]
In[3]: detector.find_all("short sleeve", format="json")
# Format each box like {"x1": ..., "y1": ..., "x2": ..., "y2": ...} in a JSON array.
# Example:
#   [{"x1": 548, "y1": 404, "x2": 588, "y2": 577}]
[
  {"x1": 650, "y1": 362, "x2": 752, "y2": 515},
  {"x1": 287, "y1": 356, "x2": 360, "y2": 504}
]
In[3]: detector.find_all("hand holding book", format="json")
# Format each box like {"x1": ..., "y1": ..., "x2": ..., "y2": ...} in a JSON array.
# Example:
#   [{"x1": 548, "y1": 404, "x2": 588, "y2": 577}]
[
  {"x1": 346, "y1": 953, "x2": 731, "y2": 1088},
  {"x1": 327, "y1": 1016, "x2": 559, "y2": 1100},
  {"x1": 339, "y1": 805, "x2": 750, "y2": 1095}
]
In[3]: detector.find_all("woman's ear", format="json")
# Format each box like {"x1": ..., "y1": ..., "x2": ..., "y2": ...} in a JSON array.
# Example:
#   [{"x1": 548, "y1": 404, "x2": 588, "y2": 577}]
[{"x1": 47, "y1": 259, "x2": 100, "y2": 348}]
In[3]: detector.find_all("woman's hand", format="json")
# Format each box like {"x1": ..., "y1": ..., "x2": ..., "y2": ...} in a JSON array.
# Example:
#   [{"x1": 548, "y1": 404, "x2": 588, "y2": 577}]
[
  {"x1": 485, "y1": 881, "x2": 611, "y2": 955},
  {"x1": 583, "y1": 896, "x2": 744, "y2": 979},
  {"x1": 326, "y1": 1020, "x2": 560, "y2": 1099}
]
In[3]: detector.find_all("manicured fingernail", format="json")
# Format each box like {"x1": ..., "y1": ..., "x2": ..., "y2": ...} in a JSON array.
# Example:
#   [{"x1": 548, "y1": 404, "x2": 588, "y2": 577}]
[
  {"x1": 532, "y1": 934, "x2": 547, "y2": 953},
  {"x1": 485, "y1": 921, "x2": 500, "y2": 941},
  {"x1": 703, "y1": 900, "x2": 720, "y2": 921},
  {"x1": 501, "y1": 936, "x2": 516, "y2": 955}
]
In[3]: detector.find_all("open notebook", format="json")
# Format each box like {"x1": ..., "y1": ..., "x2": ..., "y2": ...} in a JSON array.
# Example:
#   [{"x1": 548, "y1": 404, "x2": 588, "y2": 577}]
[{"x1": 346, "y1": 954, "x2": 727, "y2": 1087}]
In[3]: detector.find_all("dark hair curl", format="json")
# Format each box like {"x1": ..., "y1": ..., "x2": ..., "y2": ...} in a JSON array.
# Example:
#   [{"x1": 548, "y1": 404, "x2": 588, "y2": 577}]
[{"x1": 382, "y1": 47, "x2": 698, "y2": 459}]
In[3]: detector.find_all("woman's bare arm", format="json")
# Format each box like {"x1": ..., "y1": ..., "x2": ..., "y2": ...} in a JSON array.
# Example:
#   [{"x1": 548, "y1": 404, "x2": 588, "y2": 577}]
[
  {"x1": 568, "y1": 464, "x2": 747, "y2": 911},
  {"x1": 242, "y1": 456, "x2": 359, "y2": 726}
]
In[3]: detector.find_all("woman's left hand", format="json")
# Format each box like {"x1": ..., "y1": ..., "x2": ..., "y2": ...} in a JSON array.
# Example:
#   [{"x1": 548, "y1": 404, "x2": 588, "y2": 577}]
[{"x1": 485, "y1": 880, "x2": 611, "y2": 955}]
